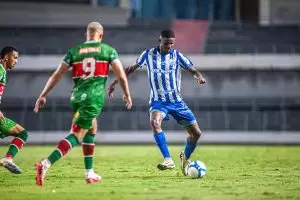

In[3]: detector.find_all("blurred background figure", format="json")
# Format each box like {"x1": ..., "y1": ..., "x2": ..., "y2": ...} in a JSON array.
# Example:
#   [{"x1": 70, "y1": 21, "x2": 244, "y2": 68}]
[
  {"x1": 130, "y1": 0, "x2": 141, "y2": 19},
  {"x1": 0, "y1": 0, "x2": 299, "y2": 145}
]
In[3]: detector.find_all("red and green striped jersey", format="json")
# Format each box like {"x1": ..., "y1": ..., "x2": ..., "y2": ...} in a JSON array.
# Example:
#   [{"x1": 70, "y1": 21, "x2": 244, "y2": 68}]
[
  {"x1": 0, "y1": 64, "x2": 7, "y2": 103},
  {"x1": 63, "y1": 41, "x2": 118, "y2": 104}
]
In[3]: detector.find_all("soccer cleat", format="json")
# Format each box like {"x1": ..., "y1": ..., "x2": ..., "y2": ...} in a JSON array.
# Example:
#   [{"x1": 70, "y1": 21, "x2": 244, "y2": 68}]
[
  {"x1": 85, "y1": 172, "x2": 102, "y2": 184},
  {"x1": 35, "y1": 159, "x2": 51, "y2": 186},
  {"x1": 157, "y1": 159, "x2": 175, "y2": 170},
  {"x1": 0, "y1": 157, "x2": 22, "y2": 174},
  {"x1": 180, "y1": 151, "x2": 191, "y2": 176}
]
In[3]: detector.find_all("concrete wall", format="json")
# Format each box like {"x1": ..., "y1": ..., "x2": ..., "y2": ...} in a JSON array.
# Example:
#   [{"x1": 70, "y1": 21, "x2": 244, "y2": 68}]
[
  {"x1": 1, "y1": 131, "x2": 300, "y2": 144},
  {"x1": 17, "y1": 55, "x2": 300, "y2": 71},
  {"x1": 4, "y1": 70, "x2": 300, "y2": 99},
  {"x1": 4, "y1": 55, "x2": 299, "y2": 99},
  {"x1": 0, "y1": 2, "x2": 129, "y2": 27}
]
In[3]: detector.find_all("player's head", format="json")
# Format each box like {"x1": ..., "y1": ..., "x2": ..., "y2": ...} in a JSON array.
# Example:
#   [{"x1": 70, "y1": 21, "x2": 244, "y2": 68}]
[
  {"x1": 86, "y1": 22, "x2": 103, "y2": 41},
  {"x1": 159, "y1": 29, "x2": 175, "y2": 54},
  {"x1": 0, "y1": 46, "x2": 19, "y2": 70}
]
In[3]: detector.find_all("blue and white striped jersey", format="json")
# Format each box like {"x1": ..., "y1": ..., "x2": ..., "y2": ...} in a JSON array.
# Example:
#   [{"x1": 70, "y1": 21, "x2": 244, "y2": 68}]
[{"x1": 136, "y1": 47, "x2": 193, "y2": 103}]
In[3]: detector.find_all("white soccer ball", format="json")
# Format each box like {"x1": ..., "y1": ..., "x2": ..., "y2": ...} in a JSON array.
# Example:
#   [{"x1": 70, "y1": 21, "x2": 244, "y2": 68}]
[{"x1": 186, "y1": 160, "x2": 207, "y2": 179}]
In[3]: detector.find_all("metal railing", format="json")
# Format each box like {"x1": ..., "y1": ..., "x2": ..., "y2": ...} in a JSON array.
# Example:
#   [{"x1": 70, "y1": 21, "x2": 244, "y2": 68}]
[{"x1": 2, "y1": 98, "x2": 300, "y2": 131}]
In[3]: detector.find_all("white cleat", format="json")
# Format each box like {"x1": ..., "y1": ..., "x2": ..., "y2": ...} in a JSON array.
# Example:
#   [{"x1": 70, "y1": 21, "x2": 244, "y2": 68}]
[
  {"x1": 0, "y1": 157, "x2": 22, "y2": 174},
  {"x1": 180, "y1": 151, "x2": 191, "y2": 176},
  {"x1": 85, "y1": 172, "x2": 102, "y2": 184},
  {"x1": 157, "y1": 158, "x2": 176, "y2": 170},
  {"x1": 35, "y1": 159, "x2": 51, "y2": 186}
]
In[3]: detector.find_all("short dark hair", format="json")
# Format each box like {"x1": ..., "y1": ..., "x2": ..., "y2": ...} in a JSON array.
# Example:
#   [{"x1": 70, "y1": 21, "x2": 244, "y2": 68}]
[
  {"x1": 1, "y1": 46, "x2": 18, "y2": 59},
  {"x1": 160, "y1": 30, "x2": 175, "y2": 38}
]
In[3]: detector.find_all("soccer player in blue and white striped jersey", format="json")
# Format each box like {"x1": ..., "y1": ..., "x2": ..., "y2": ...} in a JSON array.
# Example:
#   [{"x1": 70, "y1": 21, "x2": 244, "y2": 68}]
[{"x1": 108, "y1": 30, "x2": 206, "y2": 176}]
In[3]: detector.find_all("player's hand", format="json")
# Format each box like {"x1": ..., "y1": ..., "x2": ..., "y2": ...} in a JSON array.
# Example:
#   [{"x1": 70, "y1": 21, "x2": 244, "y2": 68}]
[
  {"x1": 0, "y1": 111, "x2": 6, "y2": 124},
  {"x1": 108, "y1": 84, "x2": 116, "y2": 98},
  {"x1": 34, "y1": 96, "x2": 46, "y2": 113},
  {"x1": 123, "y1": 94, "x2": 132, "y2": 110},
  {"x1": 194, "y1": 75, "x2": 206, "y2": 84}
]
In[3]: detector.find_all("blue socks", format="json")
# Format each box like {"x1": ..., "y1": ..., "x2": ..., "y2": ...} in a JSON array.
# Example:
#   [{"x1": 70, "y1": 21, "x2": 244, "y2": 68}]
[
  {"x1": 154, "y1": 132, "x2": 198, "y2": 159},
  {"x1": 184, "y1": 140, "x2": 198, "y2": 159},
  {"x1": 154, "y1": 131, "x2": 171, "y2": 158}
]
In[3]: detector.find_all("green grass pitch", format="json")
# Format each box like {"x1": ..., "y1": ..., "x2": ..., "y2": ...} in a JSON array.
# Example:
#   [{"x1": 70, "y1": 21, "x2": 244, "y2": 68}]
[{"x1": 0, "y1": 145, "x2": 299, "y2": 200}]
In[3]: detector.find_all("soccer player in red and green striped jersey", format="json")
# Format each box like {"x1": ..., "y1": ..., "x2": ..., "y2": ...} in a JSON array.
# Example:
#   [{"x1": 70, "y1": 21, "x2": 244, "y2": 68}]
[
  {"x1": 34, "y1": 22, "x2": 132, "y2": 185},
  {"x1": 0, "y1": 46, "x2": 29, "y2": 174}
]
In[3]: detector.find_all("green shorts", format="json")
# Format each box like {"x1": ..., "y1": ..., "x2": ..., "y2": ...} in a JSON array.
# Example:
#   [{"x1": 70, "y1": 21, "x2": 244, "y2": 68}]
[
  {"x1": 0, "y1": 117, "x2": 17, "y2": 139},
  {"x1": 71, "y1": 101, "x2": 103, "y2": 129}
]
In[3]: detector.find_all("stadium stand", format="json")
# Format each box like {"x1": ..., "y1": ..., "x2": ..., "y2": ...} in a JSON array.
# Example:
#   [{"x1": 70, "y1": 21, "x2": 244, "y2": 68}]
[
  {"x1": 0, "y1": 27, "x2": 160, "y2": 54},
  {"x1": 1, "y1": 22, "x2": 299, "y2": 55},
  {"x1": 0, "y1": 1, "x2": 299, "y2": 134},
  {"x1": 0, "y1": 2, "x2": 129, "y2": 27},
  {"x1": 205, "y1": 22, "x2": 300, "y2": 54}
]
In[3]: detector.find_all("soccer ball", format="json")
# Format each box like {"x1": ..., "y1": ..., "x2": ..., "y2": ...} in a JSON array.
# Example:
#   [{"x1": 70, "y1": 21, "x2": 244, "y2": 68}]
[{"x1": 186, "y1": 160, "x2": 207, "y2": 179}]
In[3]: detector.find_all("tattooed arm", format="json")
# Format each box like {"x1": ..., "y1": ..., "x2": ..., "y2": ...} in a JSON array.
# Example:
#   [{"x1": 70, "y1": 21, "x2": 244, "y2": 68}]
[
  {"x1": 186, "y1": 66, "x2": 206, "y2": 84},
  {"x1": 108, "y1": 63, "x2": 139, "y2": 97}
]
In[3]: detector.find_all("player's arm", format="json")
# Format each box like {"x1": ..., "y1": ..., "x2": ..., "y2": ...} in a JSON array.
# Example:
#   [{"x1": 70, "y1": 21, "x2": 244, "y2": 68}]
[
  {"x1": 109, "y1": 63, "x2": 139, "y2": 90},
  {"x1": 186, "y1": 66, "x2": 206, "y2": 84},
  {"x1": 111, "y1": 59, "x2": 132, "y2": 109},
  {"x1": 34, "y1": 62, "x2": 69, "y2": 113},
  {"x1": 0, "y1": 85, "x2": 6, "y2": 121},
  {"x1": 177, "y1": 51, "x2": 206, "y2": 85},
  {"x1": 39, "y1": 62, "x2": 69, "y2": 97},
  {"x1": 108, "y1": 49, "x2": 147, "y2": 97}
]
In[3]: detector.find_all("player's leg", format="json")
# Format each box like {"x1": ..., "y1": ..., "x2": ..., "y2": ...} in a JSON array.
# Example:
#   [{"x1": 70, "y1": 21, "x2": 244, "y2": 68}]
[
  {"x1": 47, "y1": 122, "x2": 85, "y2": 165},
  {"x1": 0, "y1": 118, "x2": 28, "y2": 174},
  {"x1": 35, "y1": 120, "x2": 87, "y2": 186},
  {"x1": 169, "y1": 101, "x2": 201, "y2": 175},
  {"x1": 183, "y1": 123, "x2": 201, "y2": 160},
  {"x1": 35, "y1": 107, "x2": 85, "y2": 186},
  {"x1": 82, "y1": 118, "x2": 101, "y2": 184},
  {"x1": 179, "y1": 122, "x2": 201, "y2": 176},
  {"x1": 82, "y1": 119, "x2": 97, "y2": 173},
  {"x1": 35, "y1": 103, "x2": 102, "y2": 185},
  {"x1": 150, "y1": 102, "x2": 175, "y2": 170}
]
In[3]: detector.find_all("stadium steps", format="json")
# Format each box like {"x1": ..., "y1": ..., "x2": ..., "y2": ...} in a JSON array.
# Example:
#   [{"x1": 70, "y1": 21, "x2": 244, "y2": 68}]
[
  {"x1": 0, "y1": 27, "x2": 160, "y2": 54},
  {"x1": 205, "y1": 22, "x2": 300, "y2": 54}
]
